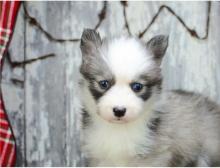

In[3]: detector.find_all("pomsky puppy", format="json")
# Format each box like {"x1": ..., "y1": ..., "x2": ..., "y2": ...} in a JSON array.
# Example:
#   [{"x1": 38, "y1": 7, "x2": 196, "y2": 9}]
[{"x1": 79, "y1": 29, "x2": 220, "y2": 166}]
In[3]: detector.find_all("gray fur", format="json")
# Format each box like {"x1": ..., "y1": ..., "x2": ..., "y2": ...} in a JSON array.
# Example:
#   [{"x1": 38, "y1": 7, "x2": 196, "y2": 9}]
[
  {"x1": 136, "y1": 72, "x2": 163, "y2": 101},
  {"x1": 87, "y1": 78, "x2": 115, "y2": 100},
  {"x1": 149, "y1": 90, "x2": 220, "y2": 166},
  {"x1": 126, "y1": 91, "x2": 220, "y2": 166},
  {"x1": 138, "y1": 86, "x2": 152, "y2": 101},
  {"x1": 80, "y1": 29, "x2": 115, "y2": 100},
  {"x1": 80, "y1": 29, "x2": 102, "y2": 55},
  {"x1": 82, "y1": 108, "x2": 91, "y2": 129},
  {"x1": 147, "y1": 35, "x2": 169, "y2": 65},
  {"x1": 80, "y1": 29, "x2": 112, "y2": 80}
]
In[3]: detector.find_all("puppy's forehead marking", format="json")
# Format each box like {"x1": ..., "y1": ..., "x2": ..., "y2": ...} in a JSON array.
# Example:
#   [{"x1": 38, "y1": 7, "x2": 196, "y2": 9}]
[{"x1": 105, "y1": 37, "x2": 154, "y2": 81}]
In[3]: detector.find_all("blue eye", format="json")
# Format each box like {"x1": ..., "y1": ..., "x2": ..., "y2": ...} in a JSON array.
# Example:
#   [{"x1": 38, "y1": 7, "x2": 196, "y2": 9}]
[
  {"x1": 98, "y1": 80, "x2": 109, "y2": 89},
  {"x1": 131, "y1": 83, "x2": 143, "y2": 92}
]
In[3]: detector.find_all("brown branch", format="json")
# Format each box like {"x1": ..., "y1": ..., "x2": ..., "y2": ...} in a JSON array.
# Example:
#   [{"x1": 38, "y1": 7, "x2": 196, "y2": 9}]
[
  {"x1": 94, "y1": 1, "x2": 108, "y2": 30},
  {"x1": 4, "y1": 52, "x2": 55, "y2": 84},
  {"x1": 203, "y1": 1, "x2": 211, "y2": 39},
  {"x1": 121, "y1": 1, "x2": 131, "y2": 35},
  {"x1": 23, "y1": 1, "x2": 211, "y2": 42},
  {"x1": 23, "y1": 2, "x2": 108, "y2": 42},
  {"x1": 7, "y1": 52, "x2": 55, "y2": 68},
  {"x1": 138, "y1": 2, "x2": 211, "y2": 40},
  {"x1": 23, "y1": 3, "x2": 80, "y2": 43}
]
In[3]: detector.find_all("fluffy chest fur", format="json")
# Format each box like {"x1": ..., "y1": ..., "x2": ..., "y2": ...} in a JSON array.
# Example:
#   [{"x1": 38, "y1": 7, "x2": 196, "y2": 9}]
[{"x1": 83, "y1": 116, "x2": 153, "y2": 166}]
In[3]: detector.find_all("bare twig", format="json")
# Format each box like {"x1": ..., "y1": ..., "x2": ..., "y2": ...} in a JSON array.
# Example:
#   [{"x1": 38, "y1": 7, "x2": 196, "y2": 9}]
[
  {"x1": 121, "y1": 1, "x2": 131, "y2": 35},
  {"x1": 23, "y1": 1, "x2": 211, "y2": 42},
  {"x1": 94, "y1": 1, "x2": 108, "y2": 30},
  {"x1": 23, "y1": 1, "x2": 109, "y2": 42},
  {"x1": 7, "y1": 52, "x2": 55, "y2": 68},
  {"x1": 23, "y1": 3, "x2": 80, "y2": 42},
  {"x1": 138, "y1": 2, "x2": 211, "y2": 40}
]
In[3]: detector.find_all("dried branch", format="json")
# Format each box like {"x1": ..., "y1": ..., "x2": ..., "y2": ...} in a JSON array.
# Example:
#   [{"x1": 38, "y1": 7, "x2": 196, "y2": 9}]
[
  {"x1": 138, "y1": 2, "x2": 211, "y2": 40},
  {"x1": 7, "y1": 52, "x2": 55, "y2": 68},
  {"x1": 121, "y1": 1, "x2": 131, "y2": 35},
  {"x1": 23, "y1": 1, "x2": 108, "y2": 43},
  {"x1": 23, "y1": 1, "x2": 211, "y2": 43},
  {"x1": 23, "y1": 3, "x2": 80, "y2": 43},
  {"x1": 94, "y1": 1, "x2": 108, "y2": 30}
]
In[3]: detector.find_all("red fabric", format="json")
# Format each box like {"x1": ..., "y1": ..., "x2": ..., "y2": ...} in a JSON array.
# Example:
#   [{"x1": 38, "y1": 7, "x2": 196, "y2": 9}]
[{"x1": 0, "y1": 1, "x2": 21, "y2": 166}]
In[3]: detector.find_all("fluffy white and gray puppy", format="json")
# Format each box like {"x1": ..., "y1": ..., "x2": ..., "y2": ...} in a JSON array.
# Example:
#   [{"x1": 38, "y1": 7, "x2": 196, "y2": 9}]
[{"x1": 79, "y1": 29, "x2": 220, "y2": 166}]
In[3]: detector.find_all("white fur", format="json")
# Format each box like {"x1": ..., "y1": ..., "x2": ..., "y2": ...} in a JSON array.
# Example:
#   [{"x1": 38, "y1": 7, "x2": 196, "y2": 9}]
[
  {"x1": 106, "y1": 37, "x2": 154, "y2": 81},
  {"x1": 81, "y1": 79, "x2": 157, "y2": 166}
]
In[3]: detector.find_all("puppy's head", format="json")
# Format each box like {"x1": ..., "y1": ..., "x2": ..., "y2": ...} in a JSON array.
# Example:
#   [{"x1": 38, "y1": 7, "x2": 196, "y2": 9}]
[{"x1": 80, "y1": 29, "x2": 168, "y2": 124}]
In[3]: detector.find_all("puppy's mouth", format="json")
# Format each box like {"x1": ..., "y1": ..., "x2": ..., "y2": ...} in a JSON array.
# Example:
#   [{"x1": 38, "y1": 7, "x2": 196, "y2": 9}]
[
  {"x1": 109, "y1": 117, "x2": 129, "y2": 124},
  {"x1": 97, "y1": 113, "x2": 129, "y2": 124}
]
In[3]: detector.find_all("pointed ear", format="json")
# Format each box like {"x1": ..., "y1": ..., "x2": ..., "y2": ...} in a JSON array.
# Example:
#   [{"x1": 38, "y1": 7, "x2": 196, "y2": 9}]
[
  {"x1": 147, "y1": 35, "x2": 169, "y2": 65},
  {"x1": 80, "y1": 29, "x2": 102, "y2": 55}
]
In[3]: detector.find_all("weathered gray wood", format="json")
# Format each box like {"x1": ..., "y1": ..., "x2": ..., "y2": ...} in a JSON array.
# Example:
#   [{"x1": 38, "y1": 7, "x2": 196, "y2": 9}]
[
  {"x1": 1, "y1": 1, "x2": 220, "y2": 166},
  {"x1": 97, "y1": 2, "x2": 127, "y2": 36},
  {"x1": 160, "y1": 2, "x2": 220, "y2": 103},
  {"x1": 127, "y1": 2, "x2": 220, "y2": 103},
  {"x1": 211, "y1": 3, "x2": 220, "y2": 103},
  {"x1": 24, "y1": 2, "x2": 104, "y2": 166}
]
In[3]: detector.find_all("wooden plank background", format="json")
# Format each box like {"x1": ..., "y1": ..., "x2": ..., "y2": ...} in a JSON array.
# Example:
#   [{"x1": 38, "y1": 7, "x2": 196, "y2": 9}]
[{"x1": 1, "y1": 1, "x2": 220, "y2": 166}]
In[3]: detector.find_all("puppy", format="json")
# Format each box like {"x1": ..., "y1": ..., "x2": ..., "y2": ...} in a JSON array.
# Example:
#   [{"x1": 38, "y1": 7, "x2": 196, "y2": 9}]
[{"x1": 79, "y1": 29, "x2": 220, "y2": 166}]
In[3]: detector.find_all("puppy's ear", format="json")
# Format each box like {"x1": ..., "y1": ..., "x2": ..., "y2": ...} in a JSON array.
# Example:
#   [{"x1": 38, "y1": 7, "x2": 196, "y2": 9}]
[
  {"x1": 80, "y1": 29, "x2": 102, "y2": 55},
  {"x1": 147, "y1": 35, "x2": 169, "y2": 65}
]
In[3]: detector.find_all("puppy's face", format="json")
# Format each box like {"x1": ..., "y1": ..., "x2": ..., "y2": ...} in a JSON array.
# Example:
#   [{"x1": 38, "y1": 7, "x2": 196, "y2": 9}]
[{"x1": 80, "y1": 29, "x2": 168, "y2": 124}]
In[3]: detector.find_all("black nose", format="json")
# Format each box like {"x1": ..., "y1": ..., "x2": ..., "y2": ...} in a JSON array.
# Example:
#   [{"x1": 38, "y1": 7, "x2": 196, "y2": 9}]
[{"x1": 113, "y1": 107, "x2": 126, "y2": 117}]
